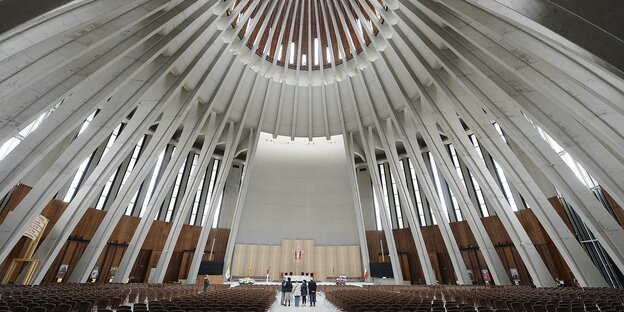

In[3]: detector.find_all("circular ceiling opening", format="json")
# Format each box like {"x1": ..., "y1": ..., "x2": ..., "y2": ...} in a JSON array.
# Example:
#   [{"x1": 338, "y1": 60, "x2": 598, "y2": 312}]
[{"x1": 220, "y1": 0, "x2": 396, "y2": 86}]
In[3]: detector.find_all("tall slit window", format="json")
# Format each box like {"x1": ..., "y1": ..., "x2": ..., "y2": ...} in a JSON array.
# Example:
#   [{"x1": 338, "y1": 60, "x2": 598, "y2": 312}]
[
  {"x1": 119, "y1": 135, "x2": 146, "y2": 191},
  {"x1": 523, "y1": 115, "x2": 598, "y2": 188},
  {"x1": 389, "y1": 169, "x2": 404, "y2": 229},
  {"x1": 492, "y1": 124, "x2": 519, "y2": 211},
  {"x1": 428, "y1": 152, "x2": 442, "y2": 225},
  {"x1": 201, "y1": 159, "x2": 220, "y2": 226},
  {"x1": 469, "y1": 135, "x2": 490, "y2": 217},
  {"x1": 378, "y1": 164, "x2": 392, "y2": 226},
  {"x1": 190, "y1": 168, "x2": 207, "y2": 226},
  {"x1": 63, "y1": 111, "x2": 98, "y2": 202},
  {"x1": 140, "y1": 148, "x2": 166, "y2": 217},
  {"x1": 448, "y1": 144, "x2": 464, "y2": 221},
  {"x1": 372, "y1": 181, "x2": 383, "y2": 231},
  {"x1": 408, "y1": 159, "x2": 426, "y2": 226},
  {"x1": 94, "y1": 124, "x2": 124, "y2": 210},
  {"x1": 0, "y1": 101, "x2": 62, "y2": 161},
  {"x1": 165, "y1": 154, "x2": 190, "y2": 222}
]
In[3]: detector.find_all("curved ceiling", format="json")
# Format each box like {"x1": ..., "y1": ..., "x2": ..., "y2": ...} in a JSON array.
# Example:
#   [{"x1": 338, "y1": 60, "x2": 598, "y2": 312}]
[
  {"x1": 223, "y1": 0, "x2": 393, "y2": 86},
  {"x1": 1, "y1": 0, "x2": 621, "y2": 143}
]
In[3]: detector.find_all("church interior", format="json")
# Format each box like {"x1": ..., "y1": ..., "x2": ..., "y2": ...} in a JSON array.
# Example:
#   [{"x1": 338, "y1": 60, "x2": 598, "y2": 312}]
[{"x1": 0, "y1": 0, "x2": 624, "y2": 311}]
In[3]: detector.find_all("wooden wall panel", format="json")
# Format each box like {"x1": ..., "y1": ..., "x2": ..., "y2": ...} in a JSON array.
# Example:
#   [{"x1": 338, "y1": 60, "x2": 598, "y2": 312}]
[
  {"x1": 393, "y1": 228, "x2": 425, "y2": 283},
  {"x1": 0, "y1": 184, "x2": 32, "y2": 224},
  {"x1": 365, "y1": 230, "x2": 389, "y2": 263},
  {"x1": 548, "y1": 197, "x2": 575, "y2": 234},
  {"x1": 0, "y1": 198, "x2": 68, "y2": 282},
  {"x1": 515, "y1": 208, "x2": 573, "y2": 283},
  {"x1": 202, "y1": 228, "x2": 230, "y2": 262},
  {"x1": 231, "y1": 240, "x2": 361, "y2": 281},
  {"x1": 0, "y1": 183, "x2": 588, "y2": 287},
  {"x1": 140, "y1": 220, "x2": 172, "y2": 250},
  {"x1": 603, "y1": 190, "x2": 624, "y2": 227}
]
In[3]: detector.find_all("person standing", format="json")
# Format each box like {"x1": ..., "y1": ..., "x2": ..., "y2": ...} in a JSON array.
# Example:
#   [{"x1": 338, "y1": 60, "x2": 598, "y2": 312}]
[
  {"x1": 308, "y1": 278, "x2": 317, "y2": 306},
  {"x1": 284, "y1": 277, "x2": 293, "y2": 306},
  {"x1": 301, "y1": 280, "x2": 308, "y2": 306},
  {"x1": 203, "y1": 275, "x2": 210, "y2": 292},
  {"x1": 280, "y1": 279, "x2": 287, "y2": 305},
  {"x1": 293, "y1": 281, "x2": 301, "y2": 307}
]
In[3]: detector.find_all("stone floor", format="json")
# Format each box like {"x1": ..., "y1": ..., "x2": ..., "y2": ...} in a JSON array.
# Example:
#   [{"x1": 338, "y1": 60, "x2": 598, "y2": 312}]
[{"x1": 268, "y1": 292, "x2": 341, "y2": 312}]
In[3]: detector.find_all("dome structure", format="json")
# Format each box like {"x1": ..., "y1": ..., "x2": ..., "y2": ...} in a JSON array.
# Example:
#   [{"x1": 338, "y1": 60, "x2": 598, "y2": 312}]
[
  {"x1": 0, "y1": 0, "x2": 623, "y2": 290},
  {"x1": 224, "y1": 0, "x2": 394, "y2": 85}
]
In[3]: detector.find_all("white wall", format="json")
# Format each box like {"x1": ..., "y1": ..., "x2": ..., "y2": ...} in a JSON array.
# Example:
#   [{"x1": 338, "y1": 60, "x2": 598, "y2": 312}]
[{"x1": 236, "y1": 132, "x2": 359, "y2": 246}]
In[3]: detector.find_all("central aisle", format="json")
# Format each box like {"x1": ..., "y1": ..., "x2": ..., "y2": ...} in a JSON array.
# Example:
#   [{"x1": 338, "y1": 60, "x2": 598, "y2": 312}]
[{"x1": 268, "y1": 292, "x2": 340, "y2": 312}]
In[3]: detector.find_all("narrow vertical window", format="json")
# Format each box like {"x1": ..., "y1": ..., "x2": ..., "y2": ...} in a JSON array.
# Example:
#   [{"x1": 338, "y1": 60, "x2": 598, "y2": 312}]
[
  {"x1": 448, "y1": 144, "x2": 464, "y2": 221},
  {"x1": 389, "y1": 170, "x2": 404, "y2": 229},
  {"x1": 428, "y1": 152, "x2": 444, "y2": 225},
  {"x1": 372, "y1": 182, "x2": 383, "y2": 231},
  {"x1": 378, "y1": 164, "x2": 392, "y2": 225},
  {"x1": 314, "y1": 38, "x2": 319, "y2": 66},
  {"x1": 289, "y1": 42, "x2": 295, "y2": 64},
  {"x1": 201, "y1": 159, "x2": 221, "y2": 226},
  {"x1": 165, "y1": 154, "x2": 190, "y2": 222},
  {"x1": 190, "y1": 170, "x2": 206, "y2": 226},
  {"x1": 62, "y1": 111, "x2": 98, "y2": 202},
  {"x1": 119, "y1": 135, "x2": 146, "y2": 190},
  {"x1": 469, "y1": 135, "x2": 490, "y2": 217},
  {"x1": 408, "y1": 159, "x2": 426, "y2": 226},
  {"x1": 139, "y1": 148, "x2": 166, "y2": 217}
]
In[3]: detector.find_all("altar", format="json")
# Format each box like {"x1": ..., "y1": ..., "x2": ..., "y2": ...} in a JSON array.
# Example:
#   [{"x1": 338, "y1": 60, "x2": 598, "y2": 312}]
[{"x1": 282, "y1": 275, "x2": 311, "y2": 282}]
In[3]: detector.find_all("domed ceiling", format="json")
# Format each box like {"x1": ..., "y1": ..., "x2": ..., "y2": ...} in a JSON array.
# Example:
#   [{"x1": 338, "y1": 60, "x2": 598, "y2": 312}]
[{"x1": 222, "y1": 0, "x2": 395, "y2": 86}]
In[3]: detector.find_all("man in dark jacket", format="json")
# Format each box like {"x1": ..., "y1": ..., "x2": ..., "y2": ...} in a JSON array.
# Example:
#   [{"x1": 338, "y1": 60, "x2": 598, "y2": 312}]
[
  {"x1": 284, "y1": 277, "x2": 293, "y2": 306},
  {"x1": 280, "y1": 279, "x2": 287, "y2": 305},
  {"x1": 308, "y1": 278, "x2": 317, "y2": 306}
]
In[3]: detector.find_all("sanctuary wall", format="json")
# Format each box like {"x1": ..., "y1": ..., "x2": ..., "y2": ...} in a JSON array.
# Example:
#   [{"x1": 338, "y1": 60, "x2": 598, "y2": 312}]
[
  {"x1": 236, "y1": 133, "x2": 359, "y2": 246},
  {"x1": 231, "y1": 239, "x2": 361, "y2": 281}
]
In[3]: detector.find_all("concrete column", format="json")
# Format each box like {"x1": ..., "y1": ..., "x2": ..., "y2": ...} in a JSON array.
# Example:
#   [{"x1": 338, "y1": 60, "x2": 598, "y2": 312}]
[
  {"x1": 179, "y1": 123, "x2": 247, "y2": 284},
  {"x1": 414, "y1": 0, "x2": 624, "y2": 216},
  {"x1": 0, "y1": 2, "x2": 223, "y2": 264},
  {"x1": 387, "y1": 10, "x2": 608, "y2": 286},
  {"x1": 356, "y1": 166, "x2": 378, "y2": 231},
  {"x1": 336, "y1": 78, "x2": 404, "y2": 284},
  {"x1": 216, "y1": 165, "x2": 243, "y2": 229},
  {"x1": 356, "y1": 58, "x2": 472, "y2": 285},
  {"x1": 381, "y1": 120, "x2": 440, "y2": 285},
  {"x1": 148, "y1": 121, "x2": 237, "y2": 284},
  {"x1": 381, "y1": 163, "x2": 399, "y2": 229},
  {"x1": 425, "y1": 90, "x2": 556, "y2": 287},
  {"x1": 407, "y1": 97, "x2": 511, "y2": 285},
  {"x1": 362, "y1": 127, "x2": 404, "y2": 284},
  {"x1": 333, "y1": 79, "x2": 373, "y2": 282},
  {"x1": 405, "y1": 4, "x2": 623, "y2": 281},
  {"x1": 26, "y1": 30, "x2": 234, "y2": 284},
  {"x1": 0, "y1": 0, "x2": 179, "y2": 143},
  {"x1": 191, "y1": 158, "x2": 216, "y2": 226},
  {"x1": 114, "y1": 112, "x2": 222, "y2": 283},
  {"x1": 152, "y1": 68, "x2": 260, "y2": 284},
  {"x1": 67, "y1": 77, "x2": 209, "y2": 283},
  {"x1": 219, "y1": 80, "x2": 281, "y2": 285},
  {"x1": 343, "y1": 133, "x2": 373, "y2": 282}
]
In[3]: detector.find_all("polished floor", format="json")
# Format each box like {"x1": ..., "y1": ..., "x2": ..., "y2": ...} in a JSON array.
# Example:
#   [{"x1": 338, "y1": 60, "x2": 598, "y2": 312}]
[{"x1": 268, "y1": 292, "x2": 340, "y2": 312}]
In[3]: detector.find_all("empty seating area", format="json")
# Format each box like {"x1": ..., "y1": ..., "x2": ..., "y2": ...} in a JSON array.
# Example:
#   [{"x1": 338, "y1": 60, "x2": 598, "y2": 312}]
[
  {"x1": 0, "y1": 283, "x2": 201, "y2": 312},
  {"x1": 325, "y1": 285, "x2": 624, "y2": 312},
  {"x1": 0, "y1": 283, "x2": 272, "y2": 312},
  {"x1": 151, "y1": 286, "x2": 275, "y2": 312}
]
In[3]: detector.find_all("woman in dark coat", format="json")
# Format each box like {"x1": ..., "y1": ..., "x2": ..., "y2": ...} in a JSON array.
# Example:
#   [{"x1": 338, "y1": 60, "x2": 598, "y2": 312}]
[{"x1": 301, "y1": 280, "x2": 308, "y2": 305}]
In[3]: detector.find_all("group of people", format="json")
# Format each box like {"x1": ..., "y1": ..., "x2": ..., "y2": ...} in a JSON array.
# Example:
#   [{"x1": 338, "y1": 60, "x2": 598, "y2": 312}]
[{"x1": 280, "y1": 277, "x2": 317, "y2": 307}]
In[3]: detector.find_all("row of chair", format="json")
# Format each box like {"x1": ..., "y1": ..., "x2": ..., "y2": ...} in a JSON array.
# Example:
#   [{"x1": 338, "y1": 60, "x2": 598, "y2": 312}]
[{"x1": 325, "y1": 285, "x2": 624, "y2": 312}]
